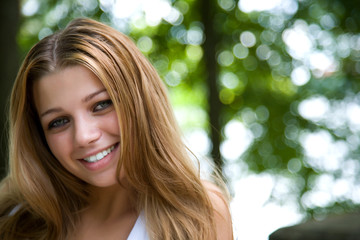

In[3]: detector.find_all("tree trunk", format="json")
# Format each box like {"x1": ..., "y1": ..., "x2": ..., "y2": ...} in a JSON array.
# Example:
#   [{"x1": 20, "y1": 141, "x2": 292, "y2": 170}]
[
  {"x1": 0, "y1": 0, "x2": 20, "y2": 178},
  {"x1": 199, "y1": 0, "x2": 223, "y2": 174}
]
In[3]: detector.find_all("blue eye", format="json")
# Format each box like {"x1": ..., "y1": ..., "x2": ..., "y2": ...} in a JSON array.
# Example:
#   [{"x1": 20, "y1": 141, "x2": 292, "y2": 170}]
[
  {"x1": 48, "y1": 118, "x2": 69, "y2": 129},
  {"x1": 94, "y1": 99, "x2": 113, "y2": 112}
]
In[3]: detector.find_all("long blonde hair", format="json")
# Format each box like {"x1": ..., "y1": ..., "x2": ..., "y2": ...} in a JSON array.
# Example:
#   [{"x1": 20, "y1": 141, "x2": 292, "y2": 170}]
[{"x1": 0, "y1": 18, "x2": 218, "y2": 239}]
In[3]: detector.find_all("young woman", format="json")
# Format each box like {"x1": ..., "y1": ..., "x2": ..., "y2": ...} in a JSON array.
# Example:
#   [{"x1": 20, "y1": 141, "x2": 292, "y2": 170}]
[{"x1": 0, "y1": 18, "x2": 233, "y2": 239}]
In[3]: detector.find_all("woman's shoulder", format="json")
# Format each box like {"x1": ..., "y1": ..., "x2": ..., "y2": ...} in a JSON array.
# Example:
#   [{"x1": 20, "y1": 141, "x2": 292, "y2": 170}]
[{"x1": 202, "y1": 180, "x2": 234, "y2": 240}]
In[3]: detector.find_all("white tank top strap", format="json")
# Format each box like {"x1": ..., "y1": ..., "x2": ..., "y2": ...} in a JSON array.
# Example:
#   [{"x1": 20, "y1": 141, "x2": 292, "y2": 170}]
[{"x1": 127, "y1": 212, "x2": 149, "y2": 240}]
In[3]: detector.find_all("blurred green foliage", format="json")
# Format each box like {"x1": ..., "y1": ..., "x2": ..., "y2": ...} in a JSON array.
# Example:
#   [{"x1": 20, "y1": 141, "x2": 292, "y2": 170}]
[{"x1": 18, "y1": 0, "x2": 360, "y2": 220}]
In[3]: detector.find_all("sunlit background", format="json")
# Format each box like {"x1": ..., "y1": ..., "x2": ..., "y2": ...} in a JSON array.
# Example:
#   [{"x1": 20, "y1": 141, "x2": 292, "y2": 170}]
[{"x1": 15, "y1": 0, "x2": 360, "y2": 239}]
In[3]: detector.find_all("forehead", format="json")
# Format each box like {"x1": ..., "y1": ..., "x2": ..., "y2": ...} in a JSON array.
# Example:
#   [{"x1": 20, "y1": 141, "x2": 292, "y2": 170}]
[{"x1": 32, "y1": 65, "x2": 105, "y2": 112}]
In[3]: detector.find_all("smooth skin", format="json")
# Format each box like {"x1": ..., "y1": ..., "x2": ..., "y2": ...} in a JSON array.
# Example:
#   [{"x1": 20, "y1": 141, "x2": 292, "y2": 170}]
[
  {"x1": 33, "y1": 65, "x2": 233, "y2": 240},
  {"x1": 33, "y1": 65, "x2": 121, "y2": 188},
  {"x1": 33, "y1": 65, "x2": 136, "y2": 239}
]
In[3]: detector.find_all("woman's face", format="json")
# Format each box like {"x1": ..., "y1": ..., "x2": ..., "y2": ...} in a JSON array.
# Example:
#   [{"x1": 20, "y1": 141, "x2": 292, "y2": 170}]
[{"x1": 33, "y1": 65, "x2": 121, "y2": 187}]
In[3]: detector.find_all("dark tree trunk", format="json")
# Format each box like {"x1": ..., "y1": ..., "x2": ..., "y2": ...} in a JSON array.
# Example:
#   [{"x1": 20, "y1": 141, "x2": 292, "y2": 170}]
[
  {"x1": 200, "y1": 0, "x2": 223, "y2": 174},
  {"x1": 0, "y1": 0, "x2": 20, "y2": 178}
]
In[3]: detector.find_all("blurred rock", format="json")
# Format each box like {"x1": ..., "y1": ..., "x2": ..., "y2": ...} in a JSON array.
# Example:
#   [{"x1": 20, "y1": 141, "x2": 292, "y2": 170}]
[{"x1": 269, "y1": 212, "x2": 360, "y2": 240}]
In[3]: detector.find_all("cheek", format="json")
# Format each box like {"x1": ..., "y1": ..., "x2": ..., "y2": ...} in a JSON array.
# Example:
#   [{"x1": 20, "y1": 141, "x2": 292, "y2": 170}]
[
  {"x1": 118, "y1": 166, "x2": 127, "y2": 182},
  {"x1": 45, "y1": 133, "x2": 73, "y2": 164},
  {"x1": 105, "y1": 111, "x2": 121, "y2": 135}
]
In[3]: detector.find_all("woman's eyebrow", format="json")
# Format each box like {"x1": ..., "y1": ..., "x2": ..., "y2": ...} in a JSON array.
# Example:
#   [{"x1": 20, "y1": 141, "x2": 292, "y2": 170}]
[
  {"x1": 82, "y1": 88, "x2": 107, "y2": 103},
  {"x1": 40, "y1": 89, "x2": 107, "y2": 118},
  {"x1": 40, "y1": 108, "x2": 63, "y2": 118}
]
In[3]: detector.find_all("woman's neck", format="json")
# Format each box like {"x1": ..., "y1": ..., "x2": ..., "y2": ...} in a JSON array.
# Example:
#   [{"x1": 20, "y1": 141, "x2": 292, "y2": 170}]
[
  {"x1": 71, "y1": 184, "x2": 138, "y2": 240},
  {"x1": 86, "y1": 183, "x2": 136, "y2": 222}
]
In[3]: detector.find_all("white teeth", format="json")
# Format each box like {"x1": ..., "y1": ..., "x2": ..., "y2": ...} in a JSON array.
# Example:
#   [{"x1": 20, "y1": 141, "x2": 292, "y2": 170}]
[
  {"x1": 83, "y1": 145, "x2": 115, "y2": 163},
  {"x1": 96, "y1": 152, "x2": 104, "y2": 159}
]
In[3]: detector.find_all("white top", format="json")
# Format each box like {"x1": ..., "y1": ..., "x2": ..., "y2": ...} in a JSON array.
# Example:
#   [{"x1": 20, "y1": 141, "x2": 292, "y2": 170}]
[
  {"x1": 9, "y1": 205, "x2": 149, "y2": 239},
  {"x1": 127, "y1": 212, "x2": 149, "y2": 240}
]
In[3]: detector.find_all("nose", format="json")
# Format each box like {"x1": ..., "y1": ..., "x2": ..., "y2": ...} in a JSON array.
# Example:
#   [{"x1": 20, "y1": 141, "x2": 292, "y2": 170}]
[{"x1": 74, "y1": 115, "x2": 101, "y2": 147}]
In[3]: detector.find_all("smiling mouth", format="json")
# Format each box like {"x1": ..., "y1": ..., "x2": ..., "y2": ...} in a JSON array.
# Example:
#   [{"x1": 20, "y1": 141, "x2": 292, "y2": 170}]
[{"x1": 83, "y1": 144, "x2": 116, "y2": 163}]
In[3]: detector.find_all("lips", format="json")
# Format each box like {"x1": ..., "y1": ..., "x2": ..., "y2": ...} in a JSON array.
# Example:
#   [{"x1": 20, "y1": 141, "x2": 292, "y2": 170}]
[{"x1": 83, "y1": 144, "x2": 116, "y2": 163}]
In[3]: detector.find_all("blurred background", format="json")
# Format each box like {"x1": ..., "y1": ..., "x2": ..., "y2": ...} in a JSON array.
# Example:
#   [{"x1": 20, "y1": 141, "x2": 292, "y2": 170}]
[{"x1": 1, "y1": 0, "x2": 360, "y2": 239}]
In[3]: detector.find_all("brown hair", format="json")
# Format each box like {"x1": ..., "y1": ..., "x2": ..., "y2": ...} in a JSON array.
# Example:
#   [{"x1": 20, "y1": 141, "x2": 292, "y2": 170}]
[{"x1": 0, "y1": 18, "x2": 218, "y2": 239}]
